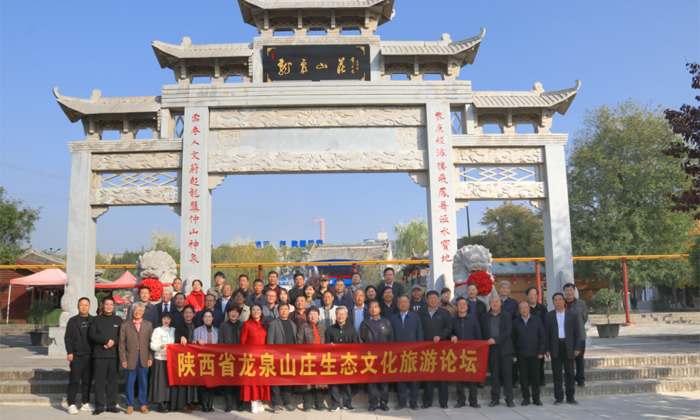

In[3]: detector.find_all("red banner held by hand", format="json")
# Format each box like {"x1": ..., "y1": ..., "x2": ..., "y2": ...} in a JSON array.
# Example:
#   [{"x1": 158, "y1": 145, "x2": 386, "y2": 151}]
[{"x1": 167, "y1": 341, "x2": 488, "y2": 387}]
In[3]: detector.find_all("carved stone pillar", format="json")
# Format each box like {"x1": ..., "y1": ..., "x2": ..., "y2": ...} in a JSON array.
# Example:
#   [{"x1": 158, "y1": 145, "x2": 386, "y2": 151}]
[
  {"x1": 425, "y1": 103, "x2": 458, "y2": 293},
  {"x1": 49, "y1": 151, "x2": 98, "y2": 356},
  {"x1": 179, "y1": 107, "x2": 212, "y2": 292},
  {"x1": 541, "y1": 144, "x2": 574, "y2": 308}
]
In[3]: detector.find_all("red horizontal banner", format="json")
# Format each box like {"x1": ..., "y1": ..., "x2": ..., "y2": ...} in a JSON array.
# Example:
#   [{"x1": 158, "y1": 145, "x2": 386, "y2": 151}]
[{"x1": 167, "y1": 341, "x2": 488, "y2": 387}]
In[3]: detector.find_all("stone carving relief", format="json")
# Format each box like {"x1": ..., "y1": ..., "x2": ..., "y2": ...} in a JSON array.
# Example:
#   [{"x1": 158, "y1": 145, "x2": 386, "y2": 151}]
[
  {"x1": 210, "y1": 107, "x2": 425, "y2": 128},
  {"x1": 214, "y1": 130, "x2": 241, "y2": 150},
  {"x1": 452, "y1": 245, "x2": 497, "y2": 305},
  {"x1": 209, "y1": 150, "x2": 427, "y2": 173},
  {"x1": 454, "y1": 182, "x2": 545, "y2": 199},
  {"x1": 453, "y1": 148, "x2": 544, "y2": 164},
  {"x1": 396, "y1": 127, "x2": 427, "y2": 151},
  {"x1": 91, "y1": 187, "x2": 180, "y2": 205},
  {"x1": 136, "y1": 250, "x2": 178, "y2": 286},
  {"x1": 92, "y1": 153, "x2": 182, "y2": 171}
]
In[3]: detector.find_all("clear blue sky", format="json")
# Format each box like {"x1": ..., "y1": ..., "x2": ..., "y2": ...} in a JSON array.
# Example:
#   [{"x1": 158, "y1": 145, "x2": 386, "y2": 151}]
[{"x1": 1, "y1": 0, "x2": 698, "y2": 255}]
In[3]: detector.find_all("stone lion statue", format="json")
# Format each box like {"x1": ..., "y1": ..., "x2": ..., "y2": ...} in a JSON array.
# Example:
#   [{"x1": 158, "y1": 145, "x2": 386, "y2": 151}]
[
  {"x1": 136, "y1": 251, "x2": 177, "y2": 286},
  {"x1": 452, "y1": 244, "x2": 497, "y2": 304}
]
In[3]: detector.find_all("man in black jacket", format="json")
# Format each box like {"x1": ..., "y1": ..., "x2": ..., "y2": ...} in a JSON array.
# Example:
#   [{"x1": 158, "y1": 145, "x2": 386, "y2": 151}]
[
  {"x1": 545, "y1": 293, "x2": 581, "y2": 405},
  {"x1": 389, "y1": 296, "x2": 423, "y2": 410},
  {"x1": 525, "y1": 287, "x2": 548, "y2": 386},
  {"x1": 89, "y1": 296, "x2": 123, "y2": 415},
  {"x1": 65, "y1": 297, "x2": 94, "y2": 414},
  {"x1": 156, "y1": 288, "x2": 173, "y2": 320},
  {"x1": 512, "y1": 301, "x2": 546, "y2": 406},
  {"x1": 419, "y1": 290, "x2": 452, "y2": 409},
  {"x1": 465, "y1": 283, "x2": 487, "y2": 322},
  {"x1": 325, "y1": 306, "x2": 359, "y2": 412},
  {"x1": 195, "y1": 293, "x2": 224, "y2": 328},
  {"x1": 450, "y1": 297, "x2": 481, "y2": 409},
  {"x1": 481, "y1": 295, "x2": 515, "y2": 407},
  {"x1": 376, "y1": 268, "x2": 405, "y2": 304},
  {"x1": 409, "y1": 284, "x2": 427, "y2": 313},
  {"x1": 359, "y1": 301, "x2": 394, "y2": 412}
]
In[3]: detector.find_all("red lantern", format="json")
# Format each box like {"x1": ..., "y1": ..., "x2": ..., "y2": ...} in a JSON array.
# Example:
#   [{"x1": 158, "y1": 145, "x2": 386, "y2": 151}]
[
  {"x1": 512, "y1": 275, "x2": 517, "y2": 283},
  {"x1": 465, "y1": 271, "x2": 494, "y2": 296},
  {"x1": 527, "y1": 275, "x2": 531, "y2": 283}
]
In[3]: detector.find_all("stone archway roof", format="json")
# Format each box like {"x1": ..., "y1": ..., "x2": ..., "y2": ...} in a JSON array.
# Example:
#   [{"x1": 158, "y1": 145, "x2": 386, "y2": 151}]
[
  {"x1": 473, "y1": 80, "x2": 581, "y2": 115},
  {"x1": 381, "y1": 28, "x2": 485, "y2": 67},
  {"x1": 151, "y1": 38, "x2": 253, "y2": 69},
  {"x1": 238, "y1": 0, "x2": 395, "y2": 27},
  {"x1": 53, "y1": 88, "x2": 161, "y2": 123}
]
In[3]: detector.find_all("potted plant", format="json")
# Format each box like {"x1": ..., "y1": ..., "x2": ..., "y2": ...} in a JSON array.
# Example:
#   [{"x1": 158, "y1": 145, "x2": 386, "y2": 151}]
[
  {"x1": 592, "y1": 288, "x2": 622, "y2": 338},
  {"x1": 26, "y1": 300, "x2": 55, "y2": 346}
]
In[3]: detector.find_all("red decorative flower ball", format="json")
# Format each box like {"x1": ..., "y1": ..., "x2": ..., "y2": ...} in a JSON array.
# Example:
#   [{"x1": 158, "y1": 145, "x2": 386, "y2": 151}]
[
  {"x1": 139, "y1": 278, "x2": 163, "y2": 301},
  {"x1": 467, "y1": 271, "x2": 494, "y2": 296}
]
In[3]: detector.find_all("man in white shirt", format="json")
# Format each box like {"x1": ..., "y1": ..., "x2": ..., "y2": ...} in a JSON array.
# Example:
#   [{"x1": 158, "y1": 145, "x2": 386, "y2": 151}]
[
  {"x1": 218, "y1": 284, "x2": 233, "y2": 314},
  {"x1": 545, "y1": 293, "x2": 581, "y2": 406}
]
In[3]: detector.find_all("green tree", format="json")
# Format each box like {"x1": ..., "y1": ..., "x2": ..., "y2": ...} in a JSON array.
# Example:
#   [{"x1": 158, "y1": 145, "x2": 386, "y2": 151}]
[
  {"x1": 393, "y1": 215, "x2": 428, "y2": 259},
  {"x1": 0, "y1": 187, "x2": 41, "y2": 263},
  {"x1": 459, "y1": 202, "x2": 544, "y2": 258},
  {"x1": 567, "y1": 101, "x2": 694, "y2": 287},
  {"x1": 211, "y1": 238, "x2": 280, "y2": 287}
]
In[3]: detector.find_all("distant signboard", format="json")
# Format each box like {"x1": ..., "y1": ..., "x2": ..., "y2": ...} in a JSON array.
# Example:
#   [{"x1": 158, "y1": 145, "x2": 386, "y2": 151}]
[{"x1": 263, "y1": 44, "x2": 370, "y2": 82}]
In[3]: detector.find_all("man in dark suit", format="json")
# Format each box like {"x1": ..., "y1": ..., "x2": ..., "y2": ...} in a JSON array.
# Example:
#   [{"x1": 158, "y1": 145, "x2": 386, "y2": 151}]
[
  {"x1": 194, "y1": 294, "x2": 224, "y2": 328},
  {"x1": 481, "y1": 295, "x2": 515, "y2": 407},
  {"x1": 332, "y1": 279, "x2": 354, "y2": 308},
  {"x1": 545, "y1": 293, "x2": 581, "y2": 405},
  {"x1": 156, "y1": 288, "x2": 173, "y2": 321},
  {"x1": 347, "y1": 289, "x2": 369, "y2": 331},
  {"x1": 497, "y1": 281, "x2": 520, "y2": 387},
  {"x1": 450, "y1": 296, "x2": 482, "y2": 409},
  {"x1": 390, "y1": 296, "x2": 423, "y2": 410},
  {"x1": 217, "y1": 284, "x2": 234, "y2": 315},
  {"x1": 267, "y1": 303, "x2": 298, "y2": 413},
  {"x1": 564, "y1": 283, "x2": 589, "y2": 387},
  {"x1": 525, "y1": 286, "x2": 548, "y2": 386},
  {"x1": 419, "y1": 290, "x2": 452, "y2": 409},
  {"x1": 513, "y1": 301, "x2": 546, "y2": 406},
  {"x1": 359, "y1": 301, "x2": 394, "y2": 412},
  {"x1": 376, "y1": 268, "x2": 405, "y2": 304},
  {"x1": 465, "y1": 283, "x2": 488, "y2": 323}
]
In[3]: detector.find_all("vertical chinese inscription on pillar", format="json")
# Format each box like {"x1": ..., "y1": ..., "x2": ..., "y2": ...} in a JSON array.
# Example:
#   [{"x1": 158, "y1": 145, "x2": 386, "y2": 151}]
[
  {"x1": 426, "y1": 104, "x2": 458, "y2": 291},
  {"x1": 186, "y1": 112, "x2": 202, "y2": 268}
]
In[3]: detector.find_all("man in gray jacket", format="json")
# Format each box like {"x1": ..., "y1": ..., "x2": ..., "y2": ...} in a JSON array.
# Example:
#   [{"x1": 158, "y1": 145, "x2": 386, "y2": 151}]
[
  {"x1": 563, "y1": 283, "x2": 588, "y2": 387},
  {"x1": 266, "y1": 304, "x2": 297, "y2": 413}
]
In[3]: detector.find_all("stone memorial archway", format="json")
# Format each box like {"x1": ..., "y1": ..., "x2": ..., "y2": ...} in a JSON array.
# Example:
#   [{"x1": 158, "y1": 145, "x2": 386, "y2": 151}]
[{"x1": 50, "y1": 0, "x2": 579, "y2": 354}]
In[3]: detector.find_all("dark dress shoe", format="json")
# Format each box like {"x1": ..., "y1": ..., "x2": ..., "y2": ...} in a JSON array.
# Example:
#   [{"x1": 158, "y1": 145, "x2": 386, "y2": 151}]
[
  {"x1": 368, "y1": 405, "x2": 377, "y2": 412},
  {"x1": 440, "y1": 404, "x2": 448, "y2": 409},
  {"x1": 566, "y1": 399, "x2": 579, "y2": 405},
  {"x1": 521, "y1": 400, "x2": 530, "y2": 406},
  {"x1": 533, "y1": 400, "x2": 543, "y2": 406},
  {"x1": 314, "y1": 406, "x2": 325, "y2": 411},
  {"x1": 395, "y1": 404, "x2": 406, "y2": 410},
  {"x1": 178, "y1": 407, "x2": 192, "y2": 413},
  {"x1": 92, "y1": 410, "x2": 103, "y2": 416},
  {"x1": 454, "y1": 402, "x2": 466, "y2": 408},
  {"x1": 284, "y1": 405, "x2": 297, "y2": 412},
  {"x1": 421, "y1": 404, "x2": 432, "y2": 409},
  {"x1": 302, "y1": 408, "x2": 311, "y2": 412},
  {"x1": 469, "y1": 403, "x2": 481, "y2": 408},
  {"x1": 272, "y1": 406, "x2": 280, "y2": 414},
  {"x1": 410, "y1": 404, "x2": 419, "y2": 410},
  {"x1": 577, "y1": 382, "x2": 585, "y2": 387},
  {"x1": 477, "y1": 383, "x2": 485, "y2": 388},
  {"x1": 380, "y1": 403, "x2": 390, "y2": 412},
  {"x1": 554, "y1": 400, "x2": 564, "y2": 405},
  {"x1": 506, "y1": 401, "x2": 515, "y2": 408},
  {"x1": 105, "y1": 408, "x2": 119, "y2": 413},
  {"x1": 488, "y1": 400, "x2": 500, "y2": 407}
]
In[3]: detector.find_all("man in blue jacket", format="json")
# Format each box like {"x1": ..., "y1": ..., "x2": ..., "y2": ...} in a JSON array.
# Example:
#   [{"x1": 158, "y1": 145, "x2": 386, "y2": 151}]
[
  {"x1": 389, "y1": 296, "x2": 423, "y2": 410},
  {"x1": 512, "y1": 301, "x2": 546, "y2": 406},
  {"x1": 481, "y1": 295, "x2": 515, "y2": 407},
  {"x1": 449, "y1": 297, "x2": 482, "y2": 409}
]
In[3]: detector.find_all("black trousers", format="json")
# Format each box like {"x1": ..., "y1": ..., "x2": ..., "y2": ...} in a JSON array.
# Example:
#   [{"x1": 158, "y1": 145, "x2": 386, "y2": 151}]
[
  {"x1": 574, "y1": 340, "x2": 586, "y2": 384},
  {"x1": 455, "y1": 382, "x2": 478, "y2": 405},
  {"x1": 552, "y1": 340, "x2": 576, "y2": 402},
  {"x1": 512, "y1": 358, "x2": 519, "y2": 384},
  {"x1": 488, "y1": 347, "x2": 513, "y2": 402},
  {"x1": 330, "y1": 384, "x2": 352, "y2": 408},
  {"x1": 423, "y1": 381, "x2": 448, "y2": 406},
  {"x1": 67, "y1": 354, "x2": 92, "y2": 406},
  {"x1": 93, "y1": 358, "x2": 118, "y2": 411},
  {"x1": 367, "y1": 382, "x2": 389, "y2": 406},
  {"x1": 302, "y1": 388, "x2": 324, "y2": 409},
  {"x1": 223, "y1": 386, "x2": 242, "y2": 410},
  {"x1": 518, "y1": 356, "x2": 541, "y2": 402},
  {"x1": 396, "y1": 381, "x2": 419, "y2": 406},
  {"x1": 539, "y1": 357, "x2": 546, "y2": 385},
  {"x1": 271, "y1": 386, "x2": 292, "y2": 407}
]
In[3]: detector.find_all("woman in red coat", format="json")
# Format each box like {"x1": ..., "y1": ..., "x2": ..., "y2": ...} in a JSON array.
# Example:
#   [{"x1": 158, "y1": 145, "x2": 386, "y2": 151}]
[
  {"x1": 185, "y1": 280, "x2": 205, "y2": 313},
  {"x1": 240, "y1": 303, "x2": 270, "y2": 413}
]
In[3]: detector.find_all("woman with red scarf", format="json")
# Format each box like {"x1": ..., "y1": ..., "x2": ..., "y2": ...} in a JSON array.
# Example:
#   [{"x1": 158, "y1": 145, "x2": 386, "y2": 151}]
[
  {"x1": 185, "y1": 280, "x2": 205, "y2": 313},
  {"x1": 240, "y1": 303, "x2": 270, "y2": 413}
]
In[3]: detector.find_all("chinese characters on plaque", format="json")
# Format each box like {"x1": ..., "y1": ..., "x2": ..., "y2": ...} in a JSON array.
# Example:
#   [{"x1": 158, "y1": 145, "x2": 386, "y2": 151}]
[
  {"x1": 433, "y1": 110, "x2": 453, "y2": 264},
  {"x1": 187, "y1": 113, "x2": 202, "y2": 266},
  {"x1": 263, "y1": 45, "x2": 370, "y2": 82}
]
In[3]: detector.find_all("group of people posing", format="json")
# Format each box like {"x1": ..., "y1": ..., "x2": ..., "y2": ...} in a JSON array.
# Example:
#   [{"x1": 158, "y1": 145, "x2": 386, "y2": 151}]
[{"x1": 63, "y1": 268, "x2": 588, "y2": 415}]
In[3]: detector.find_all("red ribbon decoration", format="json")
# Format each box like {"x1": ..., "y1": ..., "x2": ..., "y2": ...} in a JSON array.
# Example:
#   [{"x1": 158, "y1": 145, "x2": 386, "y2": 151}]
[{"x1": 167, "y1": 341, "x2": 488, "y2": 387}]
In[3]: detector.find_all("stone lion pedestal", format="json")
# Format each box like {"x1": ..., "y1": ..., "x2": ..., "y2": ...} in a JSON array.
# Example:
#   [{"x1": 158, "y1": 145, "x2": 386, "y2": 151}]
[{"x1": 452, "y1": 244, "x2": 497, "y2": 305}]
